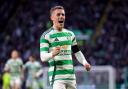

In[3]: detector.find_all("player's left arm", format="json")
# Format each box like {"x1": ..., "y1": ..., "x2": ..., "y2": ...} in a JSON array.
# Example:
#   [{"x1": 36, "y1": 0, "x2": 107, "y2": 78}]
[
  {"x1": 72, "y1": 45, "x2": 91, "y2": 71},
  {"x1": 71, "y1": 32, "x2": 91, "y2": 71}
]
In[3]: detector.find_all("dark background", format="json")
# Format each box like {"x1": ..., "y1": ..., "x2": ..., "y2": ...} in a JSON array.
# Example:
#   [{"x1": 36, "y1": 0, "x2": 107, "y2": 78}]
[{"x1": 0, "y1": 0, "x2": 128, "y2": 89}]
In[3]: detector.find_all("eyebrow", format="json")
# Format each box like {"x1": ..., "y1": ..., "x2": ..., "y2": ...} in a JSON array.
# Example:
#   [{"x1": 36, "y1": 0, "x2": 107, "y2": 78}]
[{"x1": 57, "y1": 13, "x2": 65, "y2": 16}]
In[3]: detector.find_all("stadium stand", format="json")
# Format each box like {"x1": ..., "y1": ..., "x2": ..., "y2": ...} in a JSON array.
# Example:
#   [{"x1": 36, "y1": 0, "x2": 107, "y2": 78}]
[{"x1": 0, "y1": 0, "x2": 128, "y2": 89}]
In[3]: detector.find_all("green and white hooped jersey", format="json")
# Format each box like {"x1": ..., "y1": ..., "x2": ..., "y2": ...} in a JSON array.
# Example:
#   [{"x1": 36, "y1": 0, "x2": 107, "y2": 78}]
[
  {"x1": 40, "y1": 27, "x2": 77, "y2": 85},
  {"x1": 24, "y1": 61, "x2": 42, "y2": 79},
  {"x1": 5, "y1": 58, "x2": 23, "y2": 77}
]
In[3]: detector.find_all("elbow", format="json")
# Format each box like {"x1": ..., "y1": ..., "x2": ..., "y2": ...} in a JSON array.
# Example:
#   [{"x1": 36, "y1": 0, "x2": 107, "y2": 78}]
[
  {"x1": 40, "y1": 54, "x2": 46, "y2": 62},
  {"x1": 40, "y1": 54, "x2": 47, "y2": 62},
  {"x1": 40, "y1": 52, "x2": 52, "y2": 62}
]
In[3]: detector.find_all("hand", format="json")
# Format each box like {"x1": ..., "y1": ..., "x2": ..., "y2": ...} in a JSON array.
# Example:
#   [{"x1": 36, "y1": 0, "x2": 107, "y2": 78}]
[
  {"x1": 20, "y1": 75, "x2": 24, "y2": 80},
  {"x1": 52, "y1": 46, "x2": 61, "y2": 57},
  {"x1": 84, "y1": 63, "x2": 91, "y2": 71},
  {"x1": 33, "y1": 74, "x2": 38, "y2": 79}
]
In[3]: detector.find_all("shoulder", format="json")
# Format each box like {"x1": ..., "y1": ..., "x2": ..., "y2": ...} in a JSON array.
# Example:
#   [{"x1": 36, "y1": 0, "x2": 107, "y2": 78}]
[
  {"x1": 25, "y1": 61, "x2": 29, "y2": 65},
  {"x1": 17, "y1": 58, "x2": 23, "y2": 64},
  {"x1": 6, "y1": 59, "x2": 12, "y2": 64},
  {"x1": 25, "y1": 61, "x2": 30, "y2": 66},
  {"x1": 40, "y1": 27, "x2": 54, "y2": 39},
  {"x1": 63, "y1": 28, "x2": 75, "y2": 36},
  {"x1": 35, "y1": 61, "x2": 40, "y2": 65}
]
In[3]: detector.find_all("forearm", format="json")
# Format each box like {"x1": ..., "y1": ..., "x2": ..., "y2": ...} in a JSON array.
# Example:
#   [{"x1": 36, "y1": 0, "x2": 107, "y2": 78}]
[
  {"x1": 40, "y1": 52, "x2": 53, "y2": 62},
  {"x1": 75, "y1": 51, "x2": 88, "y2": 65},
  {"x1": 72, "y1": 45, "x2": 88, "y2": 65},
  {"x1": 36, "y1": 69, "x2": 43, "y2": 77}
]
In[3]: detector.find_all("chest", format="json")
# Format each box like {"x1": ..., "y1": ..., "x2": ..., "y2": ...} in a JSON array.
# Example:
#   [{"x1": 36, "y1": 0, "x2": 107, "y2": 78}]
[
  {"x1": 50, "y1": 35, "x2": 72, "y2": 42},
  {"x1": 48, "y1": 32, "x2": 73, "y2": 48},
  {"x1": 10, "y1": 61, "x2": 21, "y2": 68},
  {"x1": 28, "y1": 62, "x2": 40, "y2": 70}
]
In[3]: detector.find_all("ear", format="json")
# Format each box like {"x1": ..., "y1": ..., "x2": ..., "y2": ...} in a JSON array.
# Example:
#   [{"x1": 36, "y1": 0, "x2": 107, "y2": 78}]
[{"x1": 50, "y1": 15, "x2": 54, "y2": 21}]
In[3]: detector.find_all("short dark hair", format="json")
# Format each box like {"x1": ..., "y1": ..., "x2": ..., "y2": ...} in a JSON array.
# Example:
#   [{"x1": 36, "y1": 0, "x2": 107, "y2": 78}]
[
  {"x1": 29, "y1": 54, "x2": 36, "y2": 59},
  {"x1": 50, "y1": 6, "x2": 64, "y2": 15}
]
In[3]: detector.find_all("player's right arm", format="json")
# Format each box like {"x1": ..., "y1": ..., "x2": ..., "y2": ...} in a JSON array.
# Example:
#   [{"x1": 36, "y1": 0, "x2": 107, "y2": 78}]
[{"x1": 40, "y1": 35, "x2": 60, "y2": 62}]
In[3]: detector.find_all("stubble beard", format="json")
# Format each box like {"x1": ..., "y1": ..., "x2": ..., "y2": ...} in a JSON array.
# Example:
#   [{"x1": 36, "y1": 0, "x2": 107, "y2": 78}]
[
  {"x1": 54, "y1": 23, "x2": 64, "y2": 31},
  {"x1": 58, "y1": 23, "x2": 64, "y2": 31}
]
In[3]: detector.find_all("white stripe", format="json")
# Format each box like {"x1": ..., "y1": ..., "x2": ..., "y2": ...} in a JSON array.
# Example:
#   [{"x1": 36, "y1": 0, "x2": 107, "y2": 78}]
[
  {"x1": 48, "y1": 66, "x2": 54, "y2": 72},
  {"x1": 49, "y1": 74, "x2": 76, "y2": 81},
  {"x1": 49, "y1": 65, "x2": 74, "y2": 71},
  {"x1": 40, "y1": 52, "x2": 52, "y2": 62},
  {"x1": 40, "y1": 43, "x2": 49, "y2": 48},
  {"x1": 54, "y1": 55, "x2": 72, "y2": 61},
  {"x1": 41, "y1": 51, "x2": 47, "y2": 53}
]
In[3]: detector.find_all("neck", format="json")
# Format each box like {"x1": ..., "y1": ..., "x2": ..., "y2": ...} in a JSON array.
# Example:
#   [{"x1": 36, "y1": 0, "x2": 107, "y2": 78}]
[
  {"x1": 31, "y1": 60, "x2": 35, "y2": 62},
  {"x1": 12, "y1": 57, "x2": 17, "y2": 60},
  {"x1": 53, "y1": 25, "x2": 62, "y2": 32}
]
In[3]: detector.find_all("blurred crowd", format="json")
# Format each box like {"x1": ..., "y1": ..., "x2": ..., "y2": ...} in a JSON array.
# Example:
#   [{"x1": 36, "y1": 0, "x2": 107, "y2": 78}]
[{"x1": 0, "y1": 0, "x2": 128, "y2": 89}]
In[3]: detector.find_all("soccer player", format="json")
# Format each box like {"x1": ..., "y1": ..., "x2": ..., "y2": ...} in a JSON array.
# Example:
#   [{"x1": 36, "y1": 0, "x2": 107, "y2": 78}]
[
  {"x1": 40, "y1": 6, "x2": 91, "y2": 89},
  {"x1": 4, "y1": 50, "x2": 24, "y2": 89},
  {"x1": 24, "y1": 54, "x2": 43, "y2": 89}
]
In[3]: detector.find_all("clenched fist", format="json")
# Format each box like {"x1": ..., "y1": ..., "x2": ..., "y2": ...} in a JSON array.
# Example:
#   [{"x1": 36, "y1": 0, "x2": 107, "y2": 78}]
[
  {"x1": 84, "y1": 63, "x2": 91, "y2": 71},
  {"x1": 52, "y1": 46, "x2": 61, "y2": 57}
]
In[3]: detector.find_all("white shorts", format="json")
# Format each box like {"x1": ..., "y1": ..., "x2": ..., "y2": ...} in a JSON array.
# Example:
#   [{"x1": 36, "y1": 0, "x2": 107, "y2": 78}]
[
  {"x1": 53, "y1": 80, "x2": 77, "y2": 89},
  {"x1": 10, "y1": 77, "x2": 22, "y2": 87},
  {"x1": 26, "y1": 78, "x2": 40, "y2": 89}
]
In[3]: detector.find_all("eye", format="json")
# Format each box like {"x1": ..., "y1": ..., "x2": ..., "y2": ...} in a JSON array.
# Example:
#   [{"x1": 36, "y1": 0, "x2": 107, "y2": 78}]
[
  {"x1": 57, "y1": 13, "x2": 61, "y2": 16},
  {"x1": 57, "y1": 13, "x2": 65, "y2": 16},
  {"x1": 62, "y1": 13, "x2": 65, "y2": 16}
]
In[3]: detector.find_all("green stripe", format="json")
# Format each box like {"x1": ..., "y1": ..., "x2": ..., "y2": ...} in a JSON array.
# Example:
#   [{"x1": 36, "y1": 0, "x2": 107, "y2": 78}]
[
  {"x1": 40, "y1": 47, "x2": 49, "y2": 51},
  {"x1": 49, "y1": 60, "x2": 73, "y2": 66},
  {"x1": 48, "y1": 69, "x2": 74, "y2": 76},
  {"x1": 51, "y1": 40, "x2": 72, "y2": 47},
  {"x1": 50, "y1": 32, "x2": 72, "y2": 38},
  {"x1": 40, "y1": 38, "x2": 49, "y2": 43},
  {"x1": 72, "y1": 37, "x2": 76, "y2": 42}
]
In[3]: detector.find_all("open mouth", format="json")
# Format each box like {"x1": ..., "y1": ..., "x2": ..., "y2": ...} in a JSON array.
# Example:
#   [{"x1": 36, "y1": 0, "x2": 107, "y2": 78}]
[{"x1": 58, "y1": 21, "x2": 64, "y2": 23}]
